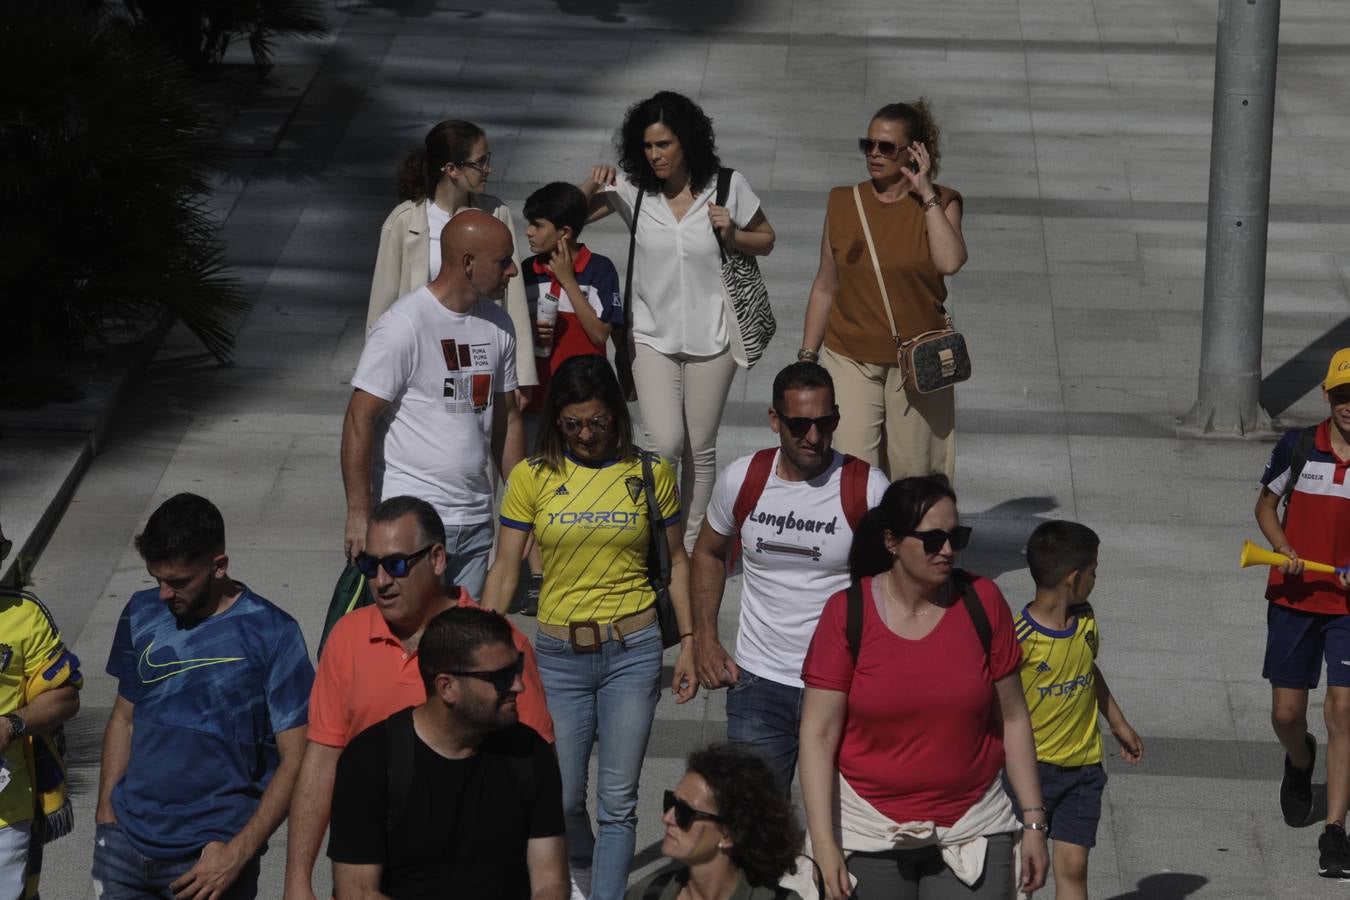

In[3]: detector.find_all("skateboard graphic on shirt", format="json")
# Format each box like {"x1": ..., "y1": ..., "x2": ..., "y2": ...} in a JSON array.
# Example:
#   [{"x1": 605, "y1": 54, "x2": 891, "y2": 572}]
[{"x1": 755, "y1": 538, "x2": 822, "y2": 562}]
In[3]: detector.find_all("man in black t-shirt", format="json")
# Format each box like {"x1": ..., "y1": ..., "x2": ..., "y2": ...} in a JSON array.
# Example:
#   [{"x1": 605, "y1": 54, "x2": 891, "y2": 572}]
[{"x1": 328, "y1": 606, "x2": 568, "y2": 899}]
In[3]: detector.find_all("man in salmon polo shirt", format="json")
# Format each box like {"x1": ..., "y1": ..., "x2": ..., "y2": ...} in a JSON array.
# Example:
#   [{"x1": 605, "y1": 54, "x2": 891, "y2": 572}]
[{"x1": 282, "y1": 495, "x2": 554, "y2": 900}]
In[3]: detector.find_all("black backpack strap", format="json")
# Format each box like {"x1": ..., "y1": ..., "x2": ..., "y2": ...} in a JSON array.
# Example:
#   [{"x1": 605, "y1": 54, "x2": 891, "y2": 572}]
[
  {"x1": 642, "y1": 867, "x2": 680, "y2": 900},
  {"x1": 954, "y1": 570, "x2": 992, "y2": 660},
  {"x1": 713, "y1": 167, "x2": 733, "y2": 261},
  {"x1": 384, "y1": 709, "x2": 416, "y2": 842},
  {"x1": 622, "y1": 188, "x2": 644, "y2": 328},
  {"x1": 1281, "y1": 425, "x2": 1318, "y2": 510},
  {"x1": 846, "y1": 581, "x2": 865, "y2": 665}
]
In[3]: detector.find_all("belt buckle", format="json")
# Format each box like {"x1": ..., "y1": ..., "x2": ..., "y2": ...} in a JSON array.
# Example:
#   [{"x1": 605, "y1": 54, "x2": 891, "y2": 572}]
[{"x1": 568, "y1": 621, "x2": 603, "y2": 654}]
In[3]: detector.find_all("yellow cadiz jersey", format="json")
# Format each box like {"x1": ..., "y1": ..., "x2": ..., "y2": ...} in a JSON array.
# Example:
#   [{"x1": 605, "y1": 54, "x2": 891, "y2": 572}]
[
  {"x1": 500, "y1": 452, "x2": 680, "y2": 626},
  {"x1": 0, "y1": 588, "x2": 83, "y2": 829},
  {"x1": 1015, "y1": 603, "x2": 1102, "y2": 767}
]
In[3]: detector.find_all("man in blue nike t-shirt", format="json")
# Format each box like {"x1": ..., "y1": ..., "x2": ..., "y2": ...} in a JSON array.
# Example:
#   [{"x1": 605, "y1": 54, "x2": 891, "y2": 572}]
[{"x1": 93, "y1": 493, "x2": 315, "y2": 899}]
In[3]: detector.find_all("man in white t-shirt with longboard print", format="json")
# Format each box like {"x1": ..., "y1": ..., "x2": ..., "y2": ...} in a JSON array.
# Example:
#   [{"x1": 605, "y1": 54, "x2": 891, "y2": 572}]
[
  {"x1": 342, "y1": 210, "x2": 525, "y2": 598},
  {"x1": 690, "y1": 362, "x2": 888, "y2": 789}
]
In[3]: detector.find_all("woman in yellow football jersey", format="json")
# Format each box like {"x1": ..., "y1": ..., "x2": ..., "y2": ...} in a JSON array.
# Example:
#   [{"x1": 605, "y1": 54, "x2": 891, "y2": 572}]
[{"x1": 484, "y1": 355, "x2": 696, "y2": 900}]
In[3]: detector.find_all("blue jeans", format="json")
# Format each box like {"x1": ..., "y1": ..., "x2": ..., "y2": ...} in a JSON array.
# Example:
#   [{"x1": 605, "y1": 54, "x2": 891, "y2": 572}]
[
  {"x1": 534, "y1": 622, "x2": 663, "y2": 900},
  {"x1": 725, "y1": 668, "x2": 804, "y2": 791},
  {"x1": 0, "y1": 821, "x2": 31, "y2": 899},
  {"x1": 91, "y1": 822, "x2": 260, "y2": 899},
  {"x1": 442, "y1": 520, "x2": 494, "y2": 598}
]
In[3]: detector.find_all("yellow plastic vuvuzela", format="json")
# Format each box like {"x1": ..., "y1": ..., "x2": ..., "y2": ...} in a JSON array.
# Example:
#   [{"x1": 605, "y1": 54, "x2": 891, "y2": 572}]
[{"x1": 1239, "y1": 540, "x2": 1338, "y2": 574}]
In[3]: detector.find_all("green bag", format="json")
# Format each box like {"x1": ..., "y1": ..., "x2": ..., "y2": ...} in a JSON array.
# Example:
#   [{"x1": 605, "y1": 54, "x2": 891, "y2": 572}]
[{"x1": 318, "y1": 562, "x2": 369, "y2": 657}]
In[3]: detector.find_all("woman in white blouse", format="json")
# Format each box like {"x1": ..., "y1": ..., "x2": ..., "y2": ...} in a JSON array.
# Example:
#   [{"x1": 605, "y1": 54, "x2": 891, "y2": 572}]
[
  {"x1": 582, "y1": 92, "x2": 775, "y2": 544},
  {"x1": 368, "y1": 119, "x2": 536, "y2": 386}
]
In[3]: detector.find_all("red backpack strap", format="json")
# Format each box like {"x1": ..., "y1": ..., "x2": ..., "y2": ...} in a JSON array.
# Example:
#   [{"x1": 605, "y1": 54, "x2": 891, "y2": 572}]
[
  {"x1": 839, "y1": 454, "x2": 871, "y2": 531},
  {"x1": 727, "y1": 448, "x2": 777, "y2": 575},
  {"x1": 732, "y1": 448, "x2": 778, "y2": 533}
]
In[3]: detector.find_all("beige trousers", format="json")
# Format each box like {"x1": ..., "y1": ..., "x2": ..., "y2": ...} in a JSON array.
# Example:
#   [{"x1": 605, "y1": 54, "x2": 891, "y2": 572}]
[
  {"x1": 821, "y1": 346, "x2": 956, "y2": 482},
  {"x1": 631, "y1": 342, "x2": 738, "y2": 547}
]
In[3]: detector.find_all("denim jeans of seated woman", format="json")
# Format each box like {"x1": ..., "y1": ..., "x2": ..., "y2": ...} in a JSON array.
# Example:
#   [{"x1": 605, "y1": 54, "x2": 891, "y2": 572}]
[{"x1": 534, "y1": 622, "x2": 662, "y2": 900}]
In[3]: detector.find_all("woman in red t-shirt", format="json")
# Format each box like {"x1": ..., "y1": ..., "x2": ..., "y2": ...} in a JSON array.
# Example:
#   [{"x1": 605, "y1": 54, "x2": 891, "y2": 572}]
[{"x1": 799, "y1": 476, "x2": 1048, "y2": 899}]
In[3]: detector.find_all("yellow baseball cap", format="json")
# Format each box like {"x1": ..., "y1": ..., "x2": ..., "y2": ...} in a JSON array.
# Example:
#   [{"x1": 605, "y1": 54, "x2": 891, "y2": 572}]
[{"x1": 1325, "y1": 348, "x2": 1350, "y2": 391}]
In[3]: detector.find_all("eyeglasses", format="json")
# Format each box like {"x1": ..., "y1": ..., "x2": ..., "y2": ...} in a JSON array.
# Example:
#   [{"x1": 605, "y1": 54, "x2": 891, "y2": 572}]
[
  {"x1": 455, "y1": 152, "x2": 493, "y2": 173},
  {"x1": 442, "y1": 655, "x2": 524, "y2": 695},
  {"x1": 858, "y1": 138, "x2": 903, "y2": 159},
  {"x1": 906, "y1": 526, "x2": 972, "y2": 555},
  {"x1": 774, "y1": 408, "x2": 840, "y2": 439},
  {"x1": 353, "y1": 544, "x2": 434, "y2": 579},
  {"x1": 663, "y1": 790, "x2": 727, "y2": 831},
  {"x1": 559, "y1": 414, "x2": 613, "y2": 435}
]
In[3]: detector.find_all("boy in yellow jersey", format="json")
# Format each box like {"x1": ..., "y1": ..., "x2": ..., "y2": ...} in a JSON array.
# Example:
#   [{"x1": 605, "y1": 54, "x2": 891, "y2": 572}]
[{"x1": 1007, "y1": 521, "x2": 1144, "y2": 900}]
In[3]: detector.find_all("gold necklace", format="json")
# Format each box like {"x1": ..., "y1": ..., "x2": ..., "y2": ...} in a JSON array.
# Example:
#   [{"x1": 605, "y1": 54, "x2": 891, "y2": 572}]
[{"x1": 877, "y1": 572, "x2": 931, "y2": 617}]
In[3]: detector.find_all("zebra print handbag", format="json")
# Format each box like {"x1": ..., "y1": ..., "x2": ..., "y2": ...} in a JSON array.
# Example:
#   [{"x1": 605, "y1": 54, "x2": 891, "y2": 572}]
[{"x1": 714, "y1": 168, "x2": 775, "y2": 368}]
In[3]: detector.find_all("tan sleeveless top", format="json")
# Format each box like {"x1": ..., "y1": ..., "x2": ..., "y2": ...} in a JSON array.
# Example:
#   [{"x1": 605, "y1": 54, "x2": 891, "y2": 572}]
[{"x1": 822, "y1": 181, "x2": 962, "y2": 365}]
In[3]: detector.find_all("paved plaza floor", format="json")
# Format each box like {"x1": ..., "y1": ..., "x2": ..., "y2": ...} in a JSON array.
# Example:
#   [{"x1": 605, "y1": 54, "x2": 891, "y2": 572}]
[{"x1": 22, "y1": 0, "x2": 1350, "y2": 896}]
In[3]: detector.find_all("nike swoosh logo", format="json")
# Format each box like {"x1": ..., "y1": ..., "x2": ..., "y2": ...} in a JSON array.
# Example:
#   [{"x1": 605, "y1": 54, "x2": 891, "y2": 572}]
[{"x1": 138, "y1": 640, "x2": 244, "y2": 684}]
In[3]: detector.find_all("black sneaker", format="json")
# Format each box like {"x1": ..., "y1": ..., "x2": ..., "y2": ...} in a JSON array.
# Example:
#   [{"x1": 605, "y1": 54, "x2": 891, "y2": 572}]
[
  {"x1": 1320, "y1": 823, "x2": 1350, "y2": 877},
  {"x1": 523, "y1": 574, "x2": 542, "y2": 617},
  {"x1": 1282, "y1": 733, "x2": 1317, "y2": 826}
]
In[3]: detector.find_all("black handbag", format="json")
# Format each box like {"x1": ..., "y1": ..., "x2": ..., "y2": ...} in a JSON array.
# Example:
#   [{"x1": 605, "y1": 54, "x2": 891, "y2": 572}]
[{"x1": 639, "y1": 451, "x2": 681, "y2": 648}]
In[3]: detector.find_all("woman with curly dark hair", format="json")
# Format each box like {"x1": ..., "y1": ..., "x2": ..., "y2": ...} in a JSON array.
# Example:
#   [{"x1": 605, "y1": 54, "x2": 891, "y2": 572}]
[
  {"x1": 581, "y1": 92, "x2": 776, "y2": 548},
  {"x1": 626, "y1": 744, "x2": 806, "y2": 899}
]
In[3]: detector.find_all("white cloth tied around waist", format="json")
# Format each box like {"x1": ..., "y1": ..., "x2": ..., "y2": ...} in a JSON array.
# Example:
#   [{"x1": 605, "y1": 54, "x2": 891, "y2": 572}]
[{"x1": 783, "y1": 773, "x2": 1022, "y2": 899}]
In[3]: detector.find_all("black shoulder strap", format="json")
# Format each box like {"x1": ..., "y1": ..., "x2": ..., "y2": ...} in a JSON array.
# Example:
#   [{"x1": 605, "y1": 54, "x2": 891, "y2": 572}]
[
  {"x1": 643, "y1": 868, "x2": 680, "y2": 900},
  {"x1": 622, "y1": 188, "x2": 644, "y2": 332},
  {"x1": 1281, "y1": 425, "x2": 1318, "y2": 509},
  {"x1": 716, "y1": 167, "x2": 733, "y2": 206},
  {"x1": 954, "y1": 570, "x2": 992, "y2": 659},
  {"x1": 385, "y1": 709, "x2": 416, "y2": 841},
  {"x1": 845, "y1": 581, "x2": 865, "y2": 664},
  {"x1": 641, "y1": 451, "x2": 672, "y2": 586}
]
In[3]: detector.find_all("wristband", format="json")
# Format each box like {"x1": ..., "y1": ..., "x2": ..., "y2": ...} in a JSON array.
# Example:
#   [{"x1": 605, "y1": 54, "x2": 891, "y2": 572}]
[
  {"x1": 1023, "y1": 821, "x2": 1048, "y2": 832},
  {"x1": 797, "y1": 348, "x2": 820, "y2": 363},
  {"x1": 680, "y1": 632, "x2": 694, "y2": 640},
  {"x1": 921, "y1": 194, "x2": 942, "y2": 211}
]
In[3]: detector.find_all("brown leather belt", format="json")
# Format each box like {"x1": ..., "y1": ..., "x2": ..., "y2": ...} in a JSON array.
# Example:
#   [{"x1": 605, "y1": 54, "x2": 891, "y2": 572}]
[{"x1": 536, "y1": 606, "x2": 657, "y2": 653}]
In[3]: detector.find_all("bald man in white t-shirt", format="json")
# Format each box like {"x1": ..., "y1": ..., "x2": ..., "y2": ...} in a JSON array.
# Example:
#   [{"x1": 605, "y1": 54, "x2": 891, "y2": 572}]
[
  {"x1": 341, "y1": 211, "x2": 525, "y2": 598},
  {"x1": 689, "y1": 362, "x2": 888, "y2": 789}
]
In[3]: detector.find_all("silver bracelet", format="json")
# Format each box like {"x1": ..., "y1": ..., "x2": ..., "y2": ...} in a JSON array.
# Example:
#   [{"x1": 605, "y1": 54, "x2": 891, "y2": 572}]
[{"x1": 1022, "y1": 821, "x2": 1048, "y2": 832}]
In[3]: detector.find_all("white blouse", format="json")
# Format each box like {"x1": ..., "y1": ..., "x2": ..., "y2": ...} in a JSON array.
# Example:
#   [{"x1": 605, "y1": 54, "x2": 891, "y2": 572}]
[{"x1": 605, "y1": 170, "x2": 762, "y2": 357}]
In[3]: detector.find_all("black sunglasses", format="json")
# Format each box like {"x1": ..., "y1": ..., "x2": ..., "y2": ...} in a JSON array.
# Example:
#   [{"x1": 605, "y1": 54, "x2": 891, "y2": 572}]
[
  {"x1": 774, "y1": 408, "x2": 840, "y2": 439},
  {"x1": 443, "y1": 655, "x2": 524, "y2": 695},
  {"x1": 858, "y1": 138, "x2": 903, "y2": 159},
  {"x1": 906, "y1": 526, "x2": 972, "y2": 555},
  {"x1": 353, "y1": 544, "x2": 434, "y2": 579},
  {"x1": 663, "y1": 790, "x2": 727, "y2": 831}
]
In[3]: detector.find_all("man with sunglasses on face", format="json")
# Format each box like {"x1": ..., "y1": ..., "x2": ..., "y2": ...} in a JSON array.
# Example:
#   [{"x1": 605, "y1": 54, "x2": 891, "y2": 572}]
[
  {"x1": 328, "y1": 606, "x2": 568, "y2": 899},
  {"x1": 283, "y1": 496, "x2": 553, "y2": 900},
  {"x1": 690, "y1": 362, "x2": 889, "y2": 789}
]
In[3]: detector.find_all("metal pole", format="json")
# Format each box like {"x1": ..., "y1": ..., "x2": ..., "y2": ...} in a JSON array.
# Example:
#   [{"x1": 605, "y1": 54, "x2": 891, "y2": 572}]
[{"x1": 1181, "y1": 0, "x2": 1281, "y2": 435}]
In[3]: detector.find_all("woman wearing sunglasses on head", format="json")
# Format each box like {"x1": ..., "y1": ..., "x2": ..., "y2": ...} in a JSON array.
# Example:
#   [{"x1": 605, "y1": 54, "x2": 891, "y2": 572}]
[
  {"x1": 800, "y1": 100, "x2": 967, "y2": 482},
  {"x1": 482, "y1": 354, "x2": 698, "y2": 900},
  {"x1": 627, "y1": 744, "x2": 805, "y2": 900},
  {"x1": 580, "y1": 91, "x2": 776, "y2": 548},
  {"x1": 798, "y1": 476, "x2": 1047, "y2": 900},
  {"x1": 367, "y1": 119, "x2": 537, "y2": 385}
]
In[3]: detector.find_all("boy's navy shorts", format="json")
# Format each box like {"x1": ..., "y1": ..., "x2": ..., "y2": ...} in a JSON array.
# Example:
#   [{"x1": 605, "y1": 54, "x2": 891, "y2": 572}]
[
  {"x1": 1264, "y1": 603, "x2": 1350, "y2": 690},
  {"x1": 1005, "y1": 762, "x2": 1107, "y2": 848}
]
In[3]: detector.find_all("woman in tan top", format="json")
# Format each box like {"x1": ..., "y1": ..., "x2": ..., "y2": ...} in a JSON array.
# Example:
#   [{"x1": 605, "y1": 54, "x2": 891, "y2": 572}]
[{"x1": 800, "y1": 100, "x2": 968, "y2": 480}]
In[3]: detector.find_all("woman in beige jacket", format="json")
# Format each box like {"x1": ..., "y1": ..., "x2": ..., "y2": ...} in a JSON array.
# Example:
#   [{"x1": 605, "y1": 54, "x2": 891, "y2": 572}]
[{"x1": 367, "y1": 119, "x2": 537, "y2": 386}]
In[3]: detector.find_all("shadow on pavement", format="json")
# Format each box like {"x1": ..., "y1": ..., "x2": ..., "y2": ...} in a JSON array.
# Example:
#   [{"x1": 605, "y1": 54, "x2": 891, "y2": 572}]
[
  {"x1": 962, "y1": 496, "x2": 1057, "y2": 581},
  {"x1": 1262, "y1": 314, "x2": 1350, "y2": 419},
  {"x1": 1105, "y1": 872, "x2": 1207, "y2": 899}
]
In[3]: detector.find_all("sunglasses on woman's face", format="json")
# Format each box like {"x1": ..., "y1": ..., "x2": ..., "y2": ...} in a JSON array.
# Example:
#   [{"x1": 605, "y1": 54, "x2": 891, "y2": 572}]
[
  {"x1": 774, "y1": 408, "x2": 840, "y2": 439},
  {"x1": 906, "y1": 526, "x2": 972, "y2": 555},
  {"x1": 353, "y1": 544, "x2": 434, "y2": 579},
  {"x1": 858, "y1": 138, "x2": 903, "y2": 159},
  {"x1": 663, "y1": 790, "x2": 727, "y2": 831},
  {"x1": 559, "y1": 414, "x2": 613, "y2": 435}
]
